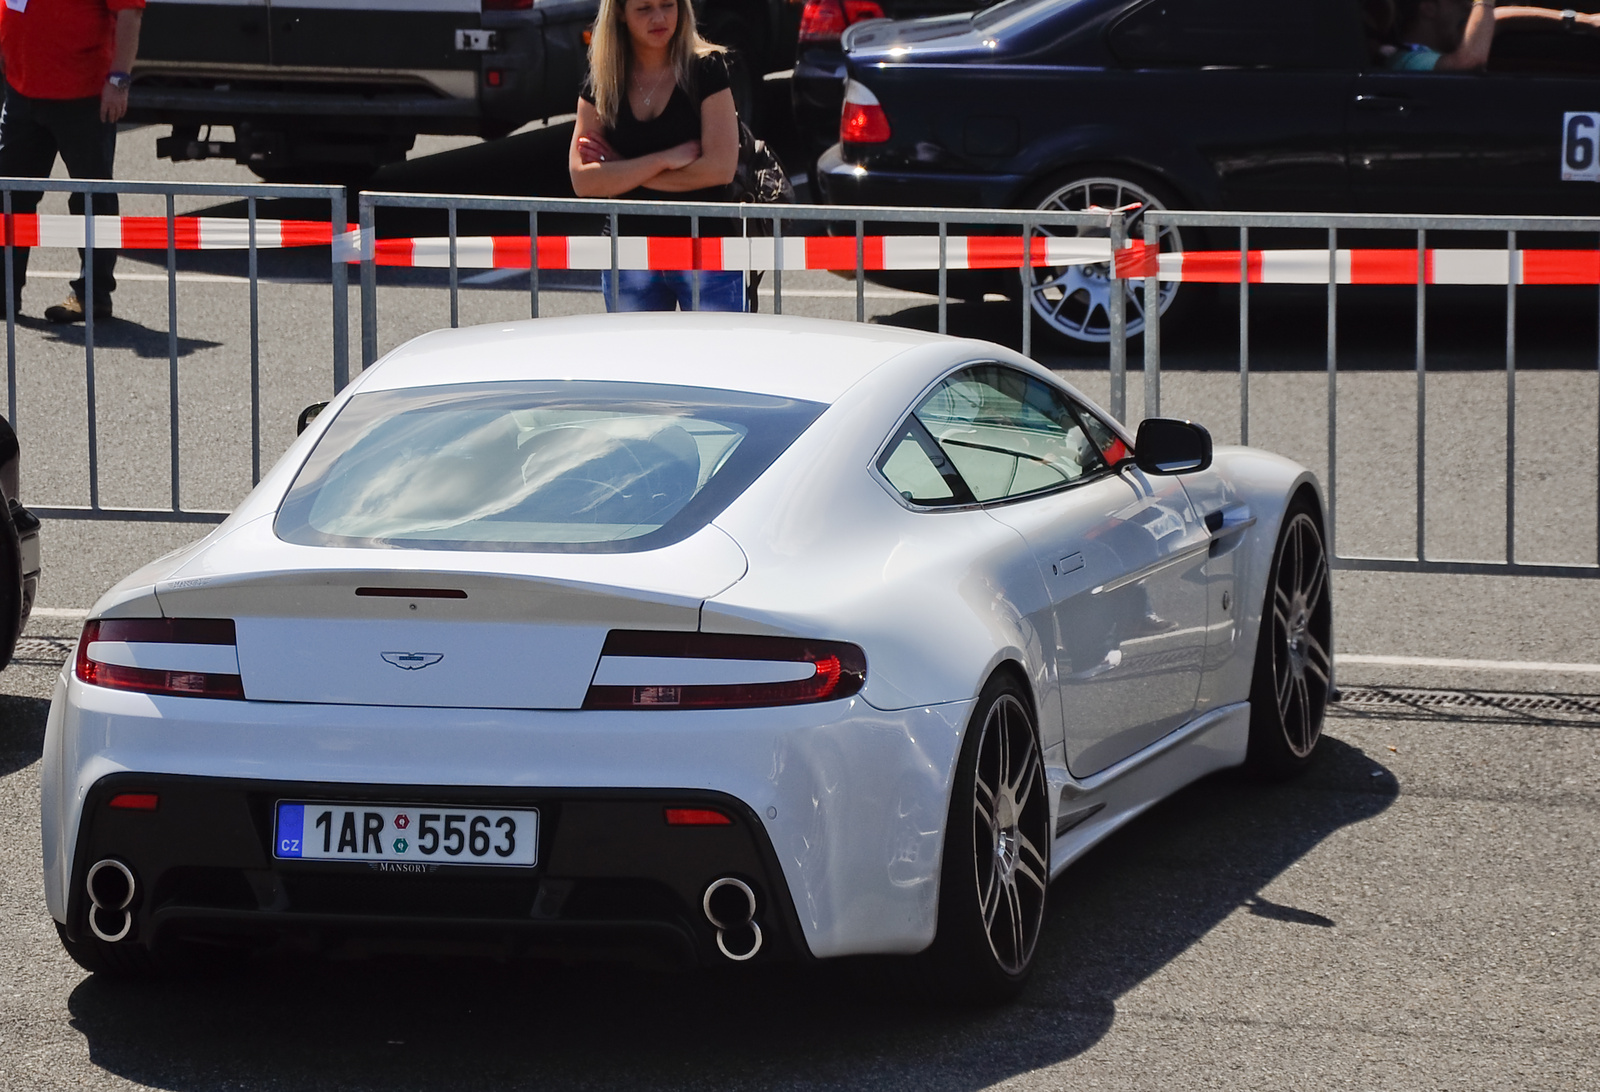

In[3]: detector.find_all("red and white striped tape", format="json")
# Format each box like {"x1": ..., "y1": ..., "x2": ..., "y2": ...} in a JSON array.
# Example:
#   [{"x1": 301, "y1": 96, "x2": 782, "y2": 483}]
[
  {"x1": 9, "y1": 214, "x2": 1600, "y2": 284},
  {"x1": 2, "y1": 212, "x2": 338, "y2": 250},
  {"x1": 334, "y1": 231, "x2": 1115, "y2": 271},
  {"x1": 1114, "y1": 241, "x2": 1600, "y2": 285}
]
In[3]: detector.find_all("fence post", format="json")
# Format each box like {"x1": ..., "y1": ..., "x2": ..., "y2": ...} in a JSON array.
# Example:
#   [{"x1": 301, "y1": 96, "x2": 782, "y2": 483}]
[
  {"x1": 360, "y1": 194, "x2": 377, "y2": 369},
  {"x1": 1142, "y1": 215, "x2": 1161, "y2": 420},
  {"x1": 1107, "y1": 210, "x2": 1127, "y2": 423},
  {"x1": 331, "y1": 187, "x2": 349, "y2": 392}
]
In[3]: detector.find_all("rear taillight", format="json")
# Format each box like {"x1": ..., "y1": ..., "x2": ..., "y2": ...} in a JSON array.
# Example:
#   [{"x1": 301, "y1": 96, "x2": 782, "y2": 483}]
[
  {"x1": 583, "y1": 631, "x2": 866, "y2": 710},
  {"x1": 482, "y1": 0, "x2": 532, "y2": 9},
  {"x1": 840, "y1": 79, "x2": 891, "y2": 144},
  {"x1": 76, "y1": 618, "x2": 244, "y2": 700},
  {"x1": 799, "y1": 0, "x2": 886, "y2": 44}
]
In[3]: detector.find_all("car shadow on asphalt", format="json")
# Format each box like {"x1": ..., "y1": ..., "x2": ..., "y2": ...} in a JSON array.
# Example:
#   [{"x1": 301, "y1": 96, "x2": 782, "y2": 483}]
[{"x1": 60, "y1": 736, "x2": 1397, "y2": 1091}]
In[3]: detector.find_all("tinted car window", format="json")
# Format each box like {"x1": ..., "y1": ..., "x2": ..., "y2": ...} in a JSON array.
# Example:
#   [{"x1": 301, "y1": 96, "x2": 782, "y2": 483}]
[
  {"x1": 912, "y1": 365, "x2": 1107, "y2": 503},
  {"x1": 1110, "y1": 0, "x2": 1350, "y2": 69},
  {"x1": 276, "y1": 381, "x2": 825, "y2": 553}
]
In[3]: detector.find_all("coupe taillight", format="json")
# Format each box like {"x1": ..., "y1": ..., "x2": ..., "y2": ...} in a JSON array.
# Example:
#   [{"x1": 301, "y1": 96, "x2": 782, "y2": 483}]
[
  {"x1": 583, "y1": 631, "x2": 866, "y2": 710},
  {"x1": 840, "y1": 79, "x2": 891, "y2": 144},
  {"x1": 799, "y1": 0, "x2": 886, "y2": 44},
  {"x1": 76, "y1": 618, "x2": 245, "y2": 700}
]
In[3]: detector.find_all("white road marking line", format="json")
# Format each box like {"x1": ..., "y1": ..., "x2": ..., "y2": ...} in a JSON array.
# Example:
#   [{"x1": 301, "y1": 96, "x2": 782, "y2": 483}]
[
  {"x1": 30, "y1": 607, "x2": 89, "y2": 619},
  {"x1": 25, "y1": 270, "x2": 317, "y2": 284},
  {"x1": 1338, "y1": 654, "x2": 1600, "y2": 674}
]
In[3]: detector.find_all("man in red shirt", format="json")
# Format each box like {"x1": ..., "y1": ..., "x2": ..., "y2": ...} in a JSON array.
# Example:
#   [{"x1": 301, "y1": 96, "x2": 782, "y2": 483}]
[{"x1": 0, "y1": 0, "x2": 144, "y2": 323}]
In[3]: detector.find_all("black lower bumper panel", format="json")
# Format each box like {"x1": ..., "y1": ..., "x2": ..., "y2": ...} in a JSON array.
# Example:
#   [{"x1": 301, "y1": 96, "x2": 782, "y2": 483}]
[{"x1": 67, "y1": 773, "x2": 809, "y2": 969}]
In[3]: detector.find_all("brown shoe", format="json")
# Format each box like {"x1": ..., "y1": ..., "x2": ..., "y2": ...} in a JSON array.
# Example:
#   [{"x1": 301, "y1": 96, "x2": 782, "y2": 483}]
[{"x1": 43, "y1": 294, "x2": 113, "y2": 324}]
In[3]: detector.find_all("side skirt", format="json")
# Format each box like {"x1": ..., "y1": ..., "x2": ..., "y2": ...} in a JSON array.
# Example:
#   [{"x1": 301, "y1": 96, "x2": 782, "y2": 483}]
[{"x1": 1044, "y1": 702, "x2": 1251, "y2": 881}]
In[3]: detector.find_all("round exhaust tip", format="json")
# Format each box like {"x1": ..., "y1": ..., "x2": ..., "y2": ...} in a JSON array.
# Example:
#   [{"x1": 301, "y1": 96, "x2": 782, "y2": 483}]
[
  {"x1": 702, "y1": 877, "x2": 756, "y2": 931},
  {"x1": 89, "y1": 903, "x2": 133, "y2": 943},
  {"x1": 86, "y1": 859, "x2": 135, "y2": 911},
  {"x1": 86, "y1": 859, "x2": 136, "y2": 944},
  {"x1": 715, "y1": 920, "x2": 763, "y2": 961}
]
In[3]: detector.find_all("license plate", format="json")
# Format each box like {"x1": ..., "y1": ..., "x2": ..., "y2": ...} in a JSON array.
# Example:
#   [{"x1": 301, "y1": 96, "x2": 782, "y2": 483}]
[{"x1": 274, "y1": 801, "x2": 538, "y2": 868}]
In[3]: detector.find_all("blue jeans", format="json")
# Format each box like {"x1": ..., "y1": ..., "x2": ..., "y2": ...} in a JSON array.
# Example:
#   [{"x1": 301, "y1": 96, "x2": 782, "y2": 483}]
[{"x1": 601, "y1": 269, "x2": 746, "y2": 312}]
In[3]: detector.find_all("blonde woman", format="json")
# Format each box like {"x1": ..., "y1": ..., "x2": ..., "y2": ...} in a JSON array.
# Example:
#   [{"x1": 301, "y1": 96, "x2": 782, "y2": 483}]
[{"x1": 569, "y1": 0, "x2": 743, "y2": 311}]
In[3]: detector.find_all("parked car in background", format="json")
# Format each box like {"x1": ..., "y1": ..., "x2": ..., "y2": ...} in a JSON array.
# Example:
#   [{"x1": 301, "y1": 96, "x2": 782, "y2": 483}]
[
  {"x1": 815, "y1": 0, "x2": 1600, "y2": 344},
  {"x1": 0, "y1": 416, "x2": 40, "y2": 671},
  {"x1": 131, "y1": 0, "x2": 801, "y2": 186},
  {"x1": 792, "y1": 0, "x2": 986, "y2": 167}
]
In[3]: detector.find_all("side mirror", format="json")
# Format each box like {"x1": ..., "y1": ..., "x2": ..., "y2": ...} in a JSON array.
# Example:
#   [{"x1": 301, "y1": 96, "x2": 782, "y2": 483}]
[
  {"x1": 1134, "y1": 417, "x2": 1212, "y2": 475},
  {"x1": 297, "y1": 402, "x2": 329, "y2": 435}
]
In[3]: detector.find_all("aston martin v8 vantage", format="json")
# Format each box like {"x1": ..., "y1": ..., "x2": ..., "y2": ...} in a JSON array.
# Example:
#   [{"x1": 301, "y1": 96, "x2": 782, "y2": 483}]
[{"x1": 43, "y1": 313, "x2": 1331, "y2": 998}]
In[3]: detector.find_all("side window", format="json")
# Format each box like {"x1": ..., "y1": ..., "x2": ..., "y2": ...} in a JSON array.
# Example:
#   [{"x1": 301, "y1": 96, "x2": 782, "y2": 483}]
[
  {"x1": 877, "y1": 420, "x2": 975, "y2": 507},
  {"x1": 1109, "y1": 0, "x2": 1352, "y2": 70},
  {"x1": 911, "y1": 365, "x2": 1107, "y2": 503},
  {"x1": 1078, "y1": 410, "x2": 1132, "y2": 466}
]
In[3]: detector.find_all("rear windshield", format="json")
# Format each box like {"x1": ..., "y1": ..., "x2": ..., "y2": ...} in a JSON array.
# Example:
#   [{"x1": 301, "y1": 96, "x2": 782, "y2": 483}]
[{"x1": 275, "y1": 381, "x2": 826, "y2": 553}]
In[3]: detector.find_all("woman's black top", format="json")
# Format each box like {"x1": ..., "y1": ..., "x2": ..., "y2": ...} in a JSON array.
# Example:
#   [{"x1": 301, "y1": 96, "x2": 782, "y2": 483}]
[
  {"x1": 582, "y1": 52, "x2": 731, "y2": 204},
  {"x1": 581, "y1": 52, "x2": 737, "y2": 238}
]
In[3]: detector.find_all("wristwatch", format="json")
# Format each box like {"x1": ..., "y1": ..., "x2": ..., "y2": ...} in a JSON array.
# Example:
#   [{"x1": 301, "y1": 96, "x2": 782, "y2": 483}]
[
  {"x1": 106, "y1": 71, "x2": 131, "y2": 89},
  {"x1": 1563, "y1": 8, "x2": 1578, "y2": 30}
]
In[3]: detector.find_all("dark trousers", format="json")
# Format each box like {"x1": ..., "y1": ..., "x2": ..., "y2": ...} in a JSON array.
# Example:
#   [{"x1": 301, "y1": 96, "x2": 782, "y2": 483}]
[{"x1": 0, "y1": 85, "x2": 118, "y2": 306}]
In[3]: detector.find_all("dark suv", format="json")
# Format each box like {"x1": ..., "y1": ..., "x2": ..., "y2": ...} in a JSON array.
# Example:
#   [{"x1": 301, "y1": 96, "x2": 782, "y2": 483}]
[{"x1": 131, "y1": 0, "x2": 802, "y2": 185}]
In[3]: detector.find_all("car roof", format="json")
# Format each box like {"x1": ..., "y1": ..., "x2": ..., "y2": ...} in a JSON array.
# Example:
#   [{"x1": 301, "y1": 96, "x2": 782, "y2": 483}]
[{"x1": 356, "y1": 313, "x2": 950, "y2": 404}]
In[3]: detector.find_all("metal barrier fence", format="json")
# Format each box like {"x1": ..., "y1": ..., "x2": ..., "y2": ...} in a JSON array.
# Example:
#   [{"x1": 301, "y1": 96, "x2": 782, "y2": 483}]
[
  {"x1": 1, "y1": 177, "x2": 349, "y2": 524},
  {"x1": 352, "y1": 192, "x2": 1133, "y2": 415},
  {"x1": 1140, "y1": 209, "x2": 1600, "y2": 580},
  {"x1": 9, "y1": 182, "x2": 1600, "y2": 584}
]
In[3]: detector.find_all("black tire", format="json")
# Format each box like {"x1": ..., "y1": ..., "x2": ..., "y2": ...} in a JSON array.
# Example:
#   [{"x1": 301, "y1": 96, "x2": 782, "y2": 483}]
[
  {"x1": 0, "y1": 500, "x2": 22, "y2": 670},
  {"x1": 1246, "y1": 500, "x2": 1333, "y2": 778},
  {"x1": 1021, "y1": 165, "x2": 1192, "y2": 348},
  {"x1": 919, "y1": 672, "x2": 1050, "y2": 1003}
]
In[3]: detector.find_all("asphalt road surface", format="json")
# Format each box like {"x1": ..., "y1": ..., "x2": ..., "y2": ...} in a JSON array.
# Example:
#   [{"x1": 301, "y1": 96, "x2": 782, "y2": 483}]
[{"x1": 0, "y1": 121, "x2": 1595, "y2": 1089}]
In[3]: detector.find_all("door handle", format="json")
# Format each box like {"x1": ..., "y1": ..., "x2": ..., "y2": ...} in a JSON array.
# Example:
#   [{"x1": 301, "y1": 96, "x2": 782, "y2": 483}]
[{"x1": 1354, "y1": 93, "x2": 1413, "y2": 113}]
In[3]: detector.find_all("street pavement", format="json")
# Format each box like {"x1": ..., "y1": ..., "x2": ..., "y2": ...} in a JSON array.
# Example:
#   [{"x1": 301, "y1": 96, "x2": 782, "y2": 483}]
[{"x1": 0, "y1": 122, "x2": 1595, "y2": 1090}]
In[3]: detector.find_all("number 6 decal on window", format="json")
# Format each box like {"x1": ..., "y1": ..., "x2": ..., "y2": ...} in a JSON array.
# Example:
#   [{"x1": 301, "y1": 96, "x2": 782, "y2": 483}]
[{"x1": 1563, "y1": 113, "x2": 1600, "y2": 182}]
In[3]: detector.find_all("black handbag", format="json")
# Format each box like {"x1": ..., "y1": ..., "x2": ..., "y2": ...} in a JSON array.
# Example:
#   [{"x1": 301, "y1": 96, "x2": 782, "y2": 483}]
[{"x1": 726, "y1": 122, "x2": 795, "y2": 309}]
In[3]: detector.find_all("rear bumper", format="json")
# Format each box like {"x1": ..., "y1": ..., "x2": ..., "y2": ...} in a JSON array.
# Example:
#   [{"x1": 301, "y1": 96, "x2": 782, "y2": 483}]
[
  {"x1": 43, "y1": 674, "x2": 973, "y2": 962},
  {"x1": 60, "y1": 772, "x2": 802, "y2": 968},
  {"x1": 815, "y1": 143, "x2": 1026, "y2": 210}
]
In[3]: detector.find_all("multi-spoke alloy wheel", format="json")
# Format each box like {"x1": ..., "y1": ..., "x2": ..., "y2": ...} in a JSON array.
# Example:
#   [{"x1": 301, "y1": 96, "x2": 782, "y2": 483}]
[
  {"x1": 923, "y1": 676, "x2": 1049, "y2": 1001},
  {"x1": 971, "y1": 691, "x2": 1049, "y2": 975},
  {"x1": 1025, "y1": 174, "x2": 1183, "y2": 345},
  {"x1": 1247, "y1": 504, "x2": 1333, "y2": 776}
]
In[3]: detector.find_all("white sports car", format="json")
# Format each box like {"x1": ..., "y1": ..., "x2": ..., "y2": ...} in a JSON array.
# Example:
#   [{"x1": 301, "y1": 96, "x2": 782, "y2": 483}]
[{"x1": 42, "y1": 314, "x2": 1331, "y2": 998}]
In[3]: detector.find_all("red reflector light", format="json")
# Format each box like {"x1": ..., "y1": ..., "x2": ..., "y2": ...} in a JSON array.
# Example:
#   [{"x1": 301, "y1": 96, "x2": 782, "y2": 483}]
[
  {"x1": 583, "y1": 631, "x2": 866, "y2": 711},
  {"x1": 486, "y1": 69, "x2": 503, "y2": 87},
  {"x1": 799, "y1": 0, "x2": 882, "y2": 43},
  {"x1": 799, "y1": 0, "x2": 847, "y2": 42},
  {"x1": 75, "y1": 618, "x2": 246, "y2": 701},
  {"x1": 109, "y1": 793, "x2": 160, "y2": 811},
  {"x1": 665, "y1": 807, "x2": 733, "y2": 826}
]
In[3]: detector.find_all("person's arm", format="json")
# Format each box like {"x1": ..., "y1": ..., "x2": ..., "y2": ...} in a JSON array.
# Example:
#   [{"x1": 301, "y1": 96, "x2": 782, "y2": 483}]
[
  {"x1": 1493, "y1": 5, "x2": 1600, "y2": 28},
  {"x1": 638, "y1": 88, "x2": 739, "y2": 192},
  {"x1": 100, "y1": 9, "x2": 142, "y2": 123},
  {"x1": 568, "y1": 98, "x2": 700, "y2": 197},
  {"x1": 1435, "y1": 0, "x2": 1495, "y2": 68}
]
